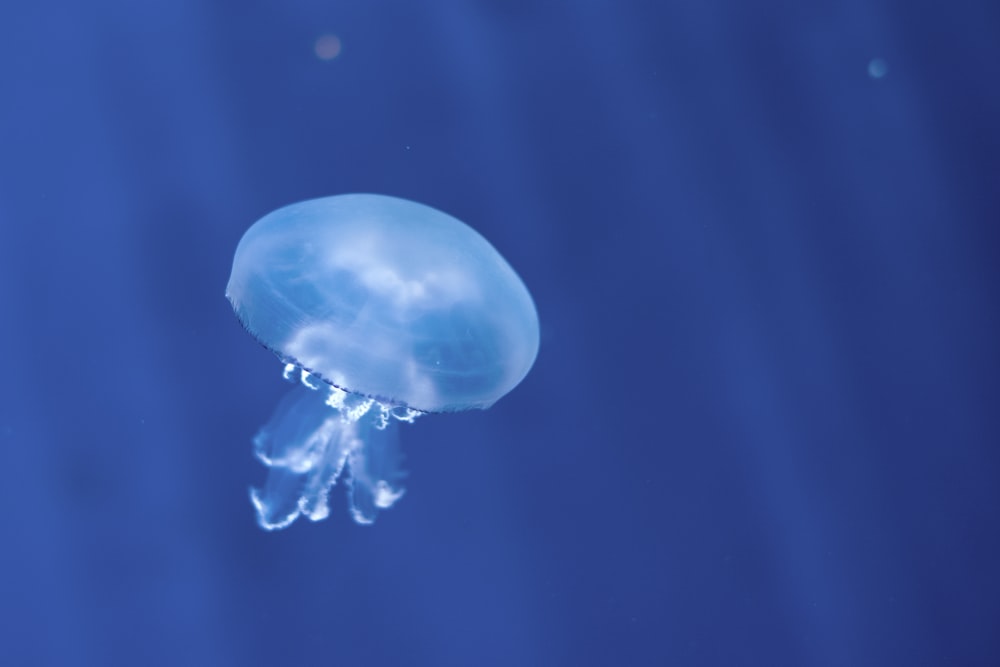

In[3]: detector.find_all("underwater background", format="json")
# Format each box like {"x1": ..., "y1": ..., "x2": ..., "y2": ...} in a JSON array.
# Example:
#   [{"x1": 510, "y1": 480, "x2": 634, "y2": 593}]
[{"x1": 1, "y1": 1, "x2": 998, "y2": 666}]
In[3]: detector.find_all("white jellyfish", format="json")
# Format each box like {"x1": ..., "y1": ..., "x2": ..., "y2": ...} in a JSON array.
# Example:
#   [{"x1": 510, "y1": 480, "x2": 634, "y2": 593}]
[{"x1": 226, "y1": 194, "x2": 539, "y2": 530}]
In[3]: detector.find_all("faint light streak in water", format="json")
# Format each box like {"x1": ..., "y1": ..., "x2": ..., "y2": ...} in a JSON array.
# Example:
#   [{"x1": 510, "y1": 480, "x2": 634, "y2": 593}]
[
  {"x1": 868, "y1": 58, "x2": 888, "y2": 79},
  {"x1": 315, "y1": 34, "x2": 342, "y2": 61}
]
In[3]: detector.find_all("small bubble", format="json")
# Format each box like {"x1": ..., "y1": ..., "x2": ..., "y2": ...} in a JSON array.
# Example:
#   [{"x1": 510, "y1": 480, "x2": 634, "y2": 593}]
[
  {"x1": 314, "y1": 34, "x2": 342, "y2": 61},
  {"x1": 868, "y1": 58, "x2": 888, "y2": 79}
]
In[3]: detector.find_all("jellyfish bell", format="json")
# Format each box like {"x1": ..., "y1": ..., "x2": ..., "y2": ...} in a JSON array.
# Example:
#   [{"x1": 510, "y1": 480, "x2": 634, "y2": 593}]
[
  {"x1": 226, "y1": 194, "x2": 540, "y2": 530},
  {"x1": 228, "y1": 193, "x2": 538, "y2": 412}
]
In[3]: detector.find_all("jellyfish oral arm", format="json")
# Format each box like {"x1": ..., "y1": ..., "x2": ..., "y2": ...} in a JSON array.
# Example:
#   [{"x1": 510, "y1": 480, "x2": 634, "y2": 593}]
[{"x1": 250, "y1": 369, "x2": 411, "y2": 531}]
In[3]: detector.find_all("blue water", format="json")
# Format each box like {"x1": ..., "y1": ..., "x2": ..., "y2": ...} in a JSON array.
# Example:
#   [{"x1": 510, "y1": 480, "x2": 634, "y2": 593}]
[{"x1": 1, "y1": 2, "x2": 998, "y2": 666}]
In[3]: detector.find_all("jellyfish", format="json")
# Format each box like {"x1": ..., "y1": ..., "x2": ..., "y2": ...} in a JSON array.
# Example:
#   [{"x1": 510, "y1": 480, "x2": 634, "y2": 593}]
[{"x1": 226, "y1": 194, "x2": 539, "y2": 530}]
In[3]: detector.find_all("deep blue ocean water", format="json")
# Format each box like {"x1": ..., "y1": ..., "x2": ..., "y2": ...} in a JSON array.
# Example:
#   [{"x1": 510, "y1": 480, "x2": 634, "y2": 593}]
[{"x1": 1, "y1": 2, "x2": 998, "y2": 665}]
